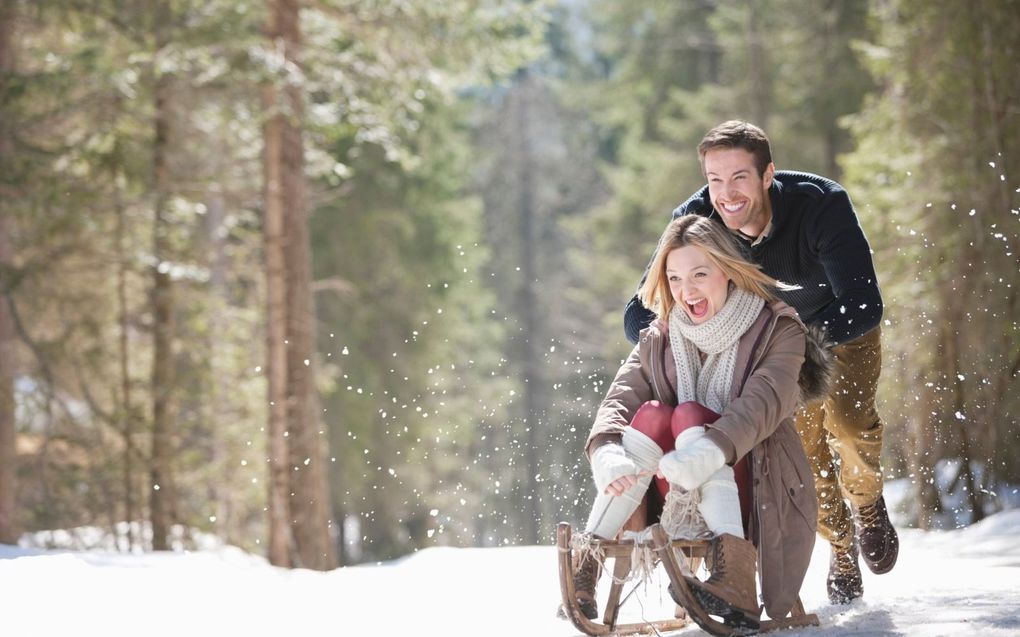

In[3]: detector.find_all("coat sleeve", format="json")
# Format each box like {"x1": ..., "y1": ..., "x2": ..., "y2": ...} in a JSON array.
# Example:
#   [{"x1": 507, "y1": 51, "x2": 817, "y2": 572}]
[
  {"x1": 806, "y1": 188, "x2": 883, "y2": 344},
  {"x1": 584, "y1": 343, "x2": 655, "y2": 459},
  {"x1": 703, "y1": 317, "x2": 806, "y2": 463}
]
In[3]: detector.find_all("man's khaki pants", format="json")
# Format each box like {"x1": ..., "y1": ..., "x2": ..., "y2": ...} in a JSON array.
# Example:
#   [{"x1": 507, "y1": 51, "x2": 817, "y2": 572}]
[{"x1": 795, "y1": 326, "x2": 885, "y2": 550}]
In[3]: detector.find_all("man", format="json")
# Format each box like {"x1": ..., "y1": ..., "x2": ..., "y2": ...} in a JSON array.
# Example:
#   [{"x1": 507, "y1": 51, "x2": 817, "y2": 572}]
[{"x1": 624, "y1": 120, "x2": 898, "y2": 604}]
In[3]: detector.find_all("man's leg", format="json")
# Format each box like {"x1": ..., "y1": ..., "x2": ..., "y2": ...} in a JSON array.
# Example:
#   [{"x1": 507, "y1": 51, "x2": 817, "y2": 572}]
[
  {"x1": 823, "y1": 327, "x2": 898, "y2": 574},
  {"x1": 795, "y1": 398, "x2": 861, "y2": 604},
  {"x1": 794, "y1": 402, "x2": 853, "y2": 550}
]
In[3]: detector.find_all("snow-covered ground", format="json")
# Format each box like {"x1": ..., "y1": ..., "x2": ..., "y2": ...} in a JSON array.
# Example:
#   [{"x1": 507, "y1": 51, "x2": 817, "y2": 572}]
[{"x1": 2, "y1": 508, "x2": 1019, "y2": 637}]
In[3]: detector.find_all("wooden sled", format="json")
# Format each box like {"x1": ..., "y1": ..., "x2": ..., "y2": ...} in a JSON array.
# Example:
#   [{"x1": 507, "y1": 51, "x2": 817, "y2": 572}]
[{"x1": 557, "y1": 522, "x2": 819, "y2": 636}]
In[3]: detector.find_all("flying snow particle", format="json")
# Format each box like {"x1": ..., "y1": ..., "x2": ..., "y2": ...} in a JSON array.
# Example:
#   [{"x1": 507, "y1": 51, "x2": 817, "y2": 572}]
[{"x1": 955, "y1": 411, "x2": 966, "y2": 420}]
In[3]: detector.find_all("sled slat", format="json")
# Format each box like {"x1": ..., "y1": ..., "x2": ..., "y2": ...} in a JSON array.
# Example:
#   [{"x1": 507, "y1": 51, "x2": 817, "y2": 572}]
[{"x1": 602, "y1": 552, "x2": 631, "y2": 628}]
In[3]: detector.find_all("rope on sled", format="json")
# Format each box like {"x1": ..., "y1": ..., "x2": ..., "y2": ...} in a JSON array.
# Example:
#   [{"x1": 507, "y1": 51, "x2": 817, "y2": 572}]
[
  {"x1": 569, "y1": 484, "x2": 710, "y2": 587},
  {"x1": 659, "y1": 484, "x2": 709, "y2": 541}
]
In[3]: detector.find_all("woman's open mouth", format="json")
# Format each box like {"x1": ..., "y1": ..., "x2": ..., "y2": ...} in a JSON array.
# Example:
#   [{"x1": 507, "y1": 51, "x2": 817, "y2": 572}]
[{"x1": 686, "y1": 297, "x2": 709, "y2": 319}]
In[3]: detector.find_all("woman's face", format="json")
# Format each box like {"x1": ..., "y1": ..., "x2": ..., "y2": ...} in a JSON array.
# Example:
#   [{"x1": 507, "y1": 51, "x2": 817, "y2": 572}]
[{"x1": 666, "y1": 245, "x2": 731, "y2": 324}]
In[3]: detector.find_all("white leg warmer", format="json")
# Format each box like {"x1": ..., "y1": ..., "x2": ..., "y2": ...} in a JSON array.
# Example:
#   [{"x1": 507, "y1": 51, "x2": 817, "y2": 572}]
[
  {"x1": 583, "y1": 428, "x2": 663, "y2": 539},
  {"x1": 697, "y1": 465, "x2": 744, "y2": 539}
]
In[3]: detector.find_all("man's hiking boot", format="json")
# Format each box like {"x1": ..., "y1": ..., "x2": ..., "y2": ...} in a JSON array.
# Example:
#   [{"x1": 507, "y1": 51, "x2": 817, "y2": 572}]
[
  {"x1": 557, "y1": 550, "x2": 600, "y2": 620},
  {"x1": 680, "y1": 533, "x2": 761, "y2": 630},
  {"x1": 827, "y1": 541, "x2": 863, "y2": 604},
  {"x1": 854, "y1": 495, "x2": 899, "y2": 574}
]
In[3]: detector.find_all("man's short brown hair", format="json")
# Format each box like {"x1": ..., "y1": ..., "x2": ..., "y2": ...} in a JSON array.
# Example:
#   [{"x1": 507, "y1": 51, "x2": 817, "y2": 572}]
[{"x1": 697, "y1": 120, "x2": 773, "y2": 177}]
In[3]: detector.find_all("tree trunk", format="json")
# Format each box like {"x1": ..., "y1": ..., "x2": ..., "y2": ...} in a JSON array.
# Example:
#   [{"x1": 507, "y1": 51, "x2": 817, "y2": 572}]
[
  {"x1": 973, "y1": 4, "x2": 1015, "y2": 495},
  {"x1": 116, "y1": 181, "x2": 137, "y2": 551},
  {"x1": 910, "y1": 365, "x2": 942, "y2": 530},
  {"x1": 942, "y1": 322, "x2": 984, "y2": 524},
  {"x1": 150, "y1": 3, "x2": 177, "y2": 550},
  {"x1": 262, "y1": 71, "x2": 292, "y2": 566},
  {"x1": 746, "y1": 0, "x2": 770, "y2": 129},
  {"x1": 266, "y1": 0, "x2": 337, "y2": 570},
  {"x1": 513, "y1": 71, "x2": 542, "y2": 545},
  {"x1": 205, "y1": 195, "x2": 230, "y2": 541},
  {"x1": 0, "y1": 0, "x2": 18, "y2": 546}
]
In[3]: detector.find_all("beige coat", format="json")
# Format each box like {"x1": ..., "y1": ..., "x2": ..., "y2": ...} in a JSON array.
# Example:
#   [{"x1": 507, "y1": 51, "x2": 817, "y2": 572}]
[{"x1": 585, "y1": 301, "x2": 818, "y2": 619}]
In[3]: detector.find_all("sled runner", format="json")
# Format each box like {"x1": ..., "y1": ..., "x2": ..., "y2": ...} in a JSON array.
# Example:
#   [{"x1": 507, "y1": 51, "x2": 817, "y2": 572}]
[{"x1": 557, "y1": 522, "x2": 819, "y2": 636}]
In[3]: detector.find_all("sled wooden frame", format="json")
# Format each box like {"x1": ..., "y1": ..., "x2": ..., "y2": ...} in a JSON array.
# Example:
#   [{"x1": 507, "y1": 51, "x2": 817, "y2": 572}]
[{"x1": 557, "y1": 522, "x2": 819, "y2": 636}]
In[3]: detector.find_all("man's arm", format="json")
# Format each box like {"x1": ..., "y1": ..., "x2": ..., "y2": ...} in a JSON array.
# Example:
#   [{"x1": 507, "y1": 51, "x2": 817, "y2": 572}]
[
  {"x1": 622, "y1": 186, "x2": 713, "y2": 344},
  {"x1": 809, "y1": 189, "x2": 884, "y2": 344}
]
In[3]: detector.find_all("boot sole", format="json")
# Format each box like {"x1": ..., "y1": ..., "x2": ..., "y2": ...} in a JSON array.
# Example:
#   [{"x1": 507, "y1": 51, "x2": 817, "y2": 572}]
[
  {"x1": 826, "y1": 583, "x2": 864, "y2": 605},
  {"x1": 675, "y1": 579, "x2": 760, "y2": 634}
]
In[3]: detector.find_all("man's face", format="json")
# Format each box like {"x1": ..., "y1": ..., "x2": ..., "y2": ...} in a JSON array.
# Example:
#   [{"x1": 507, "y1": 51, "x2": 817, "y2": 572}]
[{"x1": 704, "y1": 148, "x2": 774, "y2": 238}]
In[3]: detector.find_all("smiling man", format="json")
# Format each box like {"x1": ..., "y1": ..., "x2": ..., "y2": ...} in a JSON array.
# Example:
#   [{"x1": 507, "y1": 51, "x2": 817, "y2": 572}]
[{"x1": 624, "y1": 120, "x2": 898, "y2": 605}]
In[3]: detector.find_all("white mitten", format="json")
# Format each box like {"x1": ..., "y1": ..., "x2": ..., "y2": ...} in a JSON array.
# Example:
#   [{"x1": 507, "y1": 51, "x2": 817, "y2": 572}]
[
  {"x1": 658, "y1": 426, "x2": 726, "y2": 491},
  {"x1": 590, "y1": 443, "x2": 639, "y2": 494}
]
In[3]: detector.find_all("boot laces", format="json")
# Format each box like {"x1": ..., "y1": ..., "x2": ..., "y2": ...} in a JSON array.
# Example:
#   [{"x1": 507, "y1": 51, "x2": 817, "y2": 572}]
[
  {"x1": 856, "y1": 501, "x2": 885, "y2": 530},
  {"x1": 575, "y1": 553, "x2": 599, "y2": 593},
  {"x1": 709, "y1": 539, "x2": 728, "y2": 578},
  {"x1": 832, "y1": 545, "x2": 858, "y2": 575}
]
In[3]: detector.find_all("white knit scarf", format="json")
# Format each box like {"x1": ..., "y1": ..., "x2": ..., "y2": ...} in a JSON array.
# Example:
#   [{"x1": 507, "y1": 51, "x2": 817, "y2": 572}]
[{"x1": 668, "y1": 287, "x2": 764, "y2": 414}]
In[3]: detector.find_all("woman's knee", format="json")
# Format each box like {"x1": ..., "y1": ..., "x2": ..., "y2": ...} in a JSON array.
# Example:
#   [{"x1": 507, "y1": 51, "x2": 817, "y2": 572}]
[
  {"x1": 671, "y1": 401, "x2": 720, "y2": 438},
  {"x1": 630, "y1": 401, "x2": 674, "y2": 451}
]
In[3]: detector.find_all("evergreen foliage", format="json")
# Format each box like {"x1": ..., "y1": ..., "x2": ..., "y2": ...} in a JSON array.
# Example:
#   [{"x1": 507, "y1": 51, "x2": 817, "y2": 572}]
[{"x1": 0, "y1": 0, "x2": 1016, "y2": 563}]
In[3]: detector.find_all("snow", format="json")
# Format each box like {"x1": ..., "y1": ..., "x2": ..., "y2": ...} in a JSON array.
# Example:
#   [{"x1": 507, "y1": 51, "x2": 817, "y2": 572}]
[{"x1": 2, "y1": 510, "x2": 1019, "y2": 636}]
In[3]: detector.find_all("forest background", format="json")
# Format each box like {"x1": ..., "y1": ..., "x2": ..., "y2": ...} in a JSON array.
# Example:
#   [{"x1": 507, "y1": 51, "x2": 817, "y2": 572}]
[{"x1": 0, "y1": 0, "x2": 1016, "y2": 570}]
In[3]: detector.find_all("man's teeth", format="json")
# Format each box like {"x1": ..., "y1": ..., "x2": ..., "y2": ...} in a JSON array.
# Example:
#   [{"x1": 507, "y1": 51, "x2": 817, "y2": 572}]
[{"x1": 723, "y1": 202, "x2": 743, "y2": 212}]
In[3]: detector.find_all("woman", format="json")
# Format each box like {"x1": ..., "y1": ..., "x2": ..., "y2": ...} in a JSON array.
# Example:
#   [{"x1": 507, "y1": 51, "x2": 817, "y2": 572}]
[{"x1": 568, "y1": 215, "x2": 830, "y2": 626}]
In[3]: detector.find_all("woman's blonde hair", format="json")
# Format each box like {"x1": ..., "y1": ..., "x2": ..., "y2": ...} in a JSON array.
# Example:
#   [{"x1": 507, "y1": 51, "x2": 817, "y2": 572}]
[{"x1": 638, "y1": 215, "x2": 797, "y2": 319}]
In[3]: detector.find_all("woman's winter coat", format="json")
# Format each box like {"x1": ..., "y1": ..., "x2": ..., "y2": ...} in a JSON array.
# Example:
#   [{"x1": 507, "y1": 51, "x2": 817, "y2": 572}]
[{"x1": 584, "y1": 301, "x2": 829, "y2": 619}]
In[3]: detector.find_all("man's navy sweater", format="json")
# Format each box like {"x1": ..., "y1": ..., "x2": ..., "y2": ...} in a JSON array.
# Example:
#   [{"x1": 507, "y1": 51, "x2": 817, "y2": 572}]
[{"x1": 624, "y1": 171, "x2": 883, "y2": 346}]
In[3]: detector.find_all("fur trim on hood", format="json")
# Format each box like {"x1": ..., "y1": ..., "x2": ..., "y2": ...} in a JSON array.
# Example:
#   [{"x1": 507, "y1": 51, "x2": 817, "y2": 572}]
[{"x1": 799, "y1": 324, "x2": 834, "y2": 404}]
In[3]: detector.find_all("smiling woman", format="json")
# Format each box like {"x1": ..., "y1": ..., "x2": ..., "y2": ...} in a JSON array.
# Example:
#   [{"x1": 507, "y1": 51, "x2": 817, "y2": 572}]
[
  {"x1": 560, "y1": 213, "x2": 829, "y2": 629},
  {"x1": 639, "y1": 215, "x2": 797, "y2": 324},
  {"x1": 666, "y1": 246, "x2": 730, "y2": 324}
]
